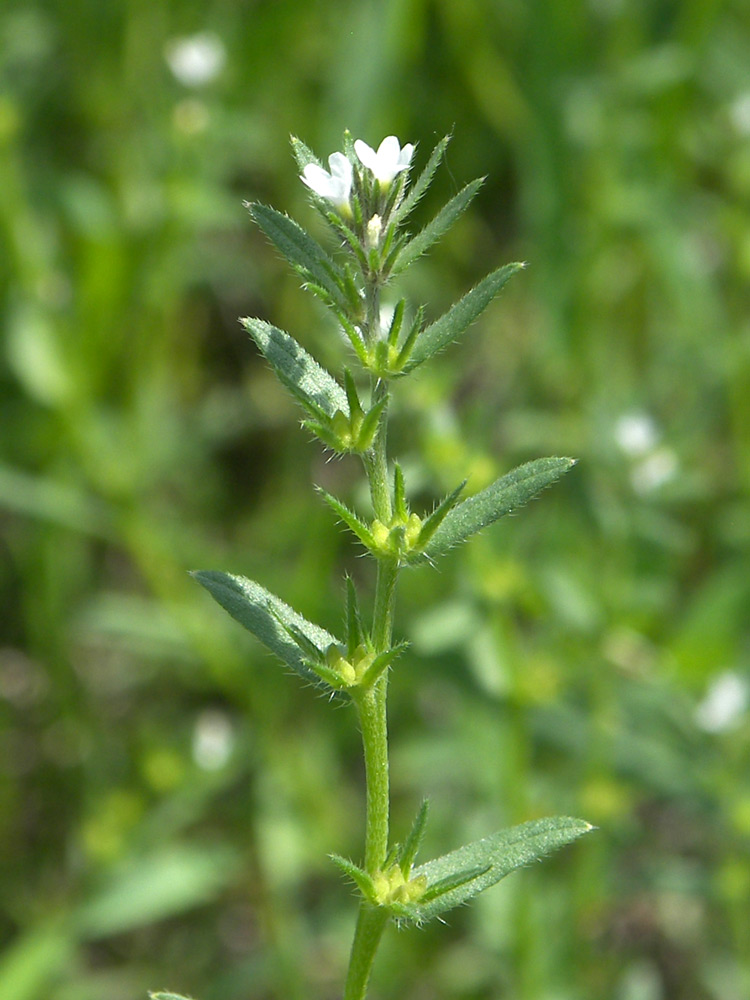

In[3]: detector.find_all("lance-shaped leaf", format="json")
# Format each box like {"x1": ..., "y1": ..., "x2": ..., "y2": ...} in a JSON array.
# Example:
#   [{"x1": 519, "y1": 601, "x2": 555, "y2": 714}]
[
  {"x1": 403, "y1": 261, "x2": 525, "y2": 372},
  {"x1": 247, "y1": 203, "x2": 351, "y2": 311},
  {"x1": 242, "y1": 318, "x2": 348, "y2": 421},
  {"x1": 421, "y1": 457, "x2": 576, "y2": 561},
  {"x1": 398, "y1": 816, "x2": 593, "y2": 923},
  {"x1": 192, "y1": 571, "x2": 340, "y2": 687},
  {"x1": 392, "y1": 134, "x2": 451, "y2": 225},
  {"x1": 390, "y1": 178, "x2": 485, "y2": 276}
]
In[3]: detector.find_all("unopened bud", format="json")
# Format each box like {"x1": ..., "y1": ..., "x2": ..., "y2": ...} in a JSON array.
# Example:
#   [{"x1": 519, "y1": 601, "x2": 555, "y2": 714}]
[{"x1": 366, "y1": 214, "x2": 383, "y2": 249}]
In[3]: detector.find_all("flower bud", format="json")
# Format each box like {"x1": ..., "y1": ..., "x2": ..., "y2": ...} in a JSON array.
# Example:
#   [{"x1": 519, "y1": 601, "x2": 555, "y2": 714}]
[{"x1": 366, "y1": 214, "x2": 383, "y2": 249}]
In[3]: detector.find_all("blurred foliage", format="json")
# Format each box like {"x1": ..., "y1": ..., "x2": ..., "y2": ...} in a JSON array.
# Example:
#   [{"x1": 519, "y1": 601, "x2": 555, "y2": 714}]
[{"x1": 1, "y1": 0, "x2": 749, "y2": 998}]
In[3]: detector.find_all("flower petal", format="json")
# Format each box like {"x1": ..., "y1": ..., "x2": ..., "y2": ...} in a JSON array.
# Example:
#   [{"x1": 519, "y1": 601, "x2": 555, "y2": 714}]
[
  {"x1": 354, "y1": 139, "x2": 378, "y2": 173},
  {"x1": 377, "y1": 135, "x2": 401, "y2": 167}
]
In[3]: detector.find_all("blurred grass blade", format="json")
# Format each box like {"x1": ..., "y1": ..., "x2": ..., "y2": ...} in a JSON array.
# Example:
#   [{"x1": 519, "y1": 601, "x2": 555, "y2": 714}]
[
  {"x1": 77, "y1": 845, "x2": 239, "y2": 939},
  {"x1": 247, "y1": 203, "x2": 349, "y2": 310},
  {"x1": 407, "y1": 816, "x2": 593, "y2": 922},
  {"x1": 391, "y1": 179, "x2": 484, "y2": 275},
  {"x1": 0, "y1": 464, "x2": 114, "y2": 539},
  {"x1": 422, "y1": 458, "x2": 576, "y2": 560},
  {"x1": 404, "y1": 262, "x2": 524, "y2": 372},
  {"x1": 241, "y1": 318, "x2": 348, "y2": 420},
  {"x1": 149, "y1": 993, "x2": 196, "y2": 1000},
  {"x1": 0, "y1": 924, "x2": 75, "y2": 1000},
  {"x1": 192, "y1": 571, "x2": 340, "y2": 686}
]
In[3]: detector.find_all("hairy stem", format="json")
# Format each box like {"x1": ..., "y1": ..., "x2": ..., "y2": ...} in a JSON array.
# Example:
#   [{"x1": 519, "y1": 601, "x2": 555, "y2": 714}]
[
  {"x1": 342, "y1": 904, "x2": 389, "y2": 1000},
  {"x1": 343, "y1": 264, "x2": 398, "y2": 1000}
]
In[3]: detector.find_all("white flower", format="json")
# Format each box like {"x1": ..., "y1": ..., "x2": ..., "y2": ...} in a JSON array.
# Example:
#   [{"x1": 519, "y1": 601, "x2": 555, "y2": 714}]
[
  {"x1": 301, "y1": 153, "x2": 353, "y2": 210},
  {"x1": 164, "y1": 33, "x2": 226, "y2": 87},
  {"x1": 192, "y1": 709, "x2": 234, "y2": 770},
  {"x1": 695, "y1": 671, "x2": 749, "y2": 733},
  {"x1": 630, "y1": 447, "x2": 678, "y2": 494},
  {"x1": 354, "y1": 135, "x2": 414, "y2": 185}
]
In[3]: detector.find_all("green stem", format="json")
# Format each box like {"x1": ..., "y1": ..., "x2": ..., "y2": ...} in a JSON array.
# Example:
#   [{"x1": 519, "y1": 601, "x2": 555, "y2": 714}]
[
  {"x1": 342, "y1": 904, "x2": 389, "y2": 1000},
  {"x1": 343, "y1": 267, "x2": 398, "y2": 1000}
]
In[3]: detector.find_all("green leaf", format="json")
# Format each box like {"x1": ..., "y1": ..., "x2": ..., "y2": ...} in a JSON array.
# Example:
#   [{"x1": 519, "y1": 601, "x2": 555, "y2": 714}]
[
  {"x1": 393, "y1": 134, "x2": 451, "y2": 225},
  {"x1": 422, "y1": 458, "x2": 576, "y2": 560},
  {"x1": 390, "y1": 179, "x2": 484, "y2": 276},
  {"x1": 404, "y1": 816, "x2": 593, "y2": 922},
  {"x1": 192, "y1": 571, "x2": 340, "y2": 686},
  {"x1": 399, "y1": 799, "x2": 430, "y2": 877},
  {"x1": 241, "y1": 318, "x2": 348, "y2": 421},
  {"x1": 247, "y1": 203, "x2": 350, "y2": 310},
  {"x1": 404, "y1": 262, "x2": 525, "y2": 372}
]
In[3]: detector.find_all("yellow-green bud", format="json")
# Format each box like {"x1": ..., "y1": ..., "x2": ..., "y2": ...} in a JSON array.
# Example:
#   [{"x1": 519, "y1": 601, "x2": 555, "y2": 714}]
[{"x1": 366, "y1": 214, "x2": 383, "y2": 249}]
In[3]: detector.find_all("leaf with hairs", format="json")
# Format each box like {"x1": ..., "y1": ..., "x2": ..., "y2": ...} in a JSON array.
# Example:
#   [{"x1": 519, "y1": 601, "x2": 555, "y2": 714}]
[
  {"x1": 404, "y1": 262, "x2": 524, "y2": 372},
  {"x1": 397, "y1": 816, "x2": 593, "y2": 923},
  {"x1": 242, "y1": 318, "x2": 348, "y2": 421},
  {"x1": 247, "y1": 203, "x2": 350, "y2": 311},
  {"x1": 421, "y1": 458, "x2": 576, "y2": 560},
  {"x1": 192, "y1": 571, "x2": 340, "y2": 687},
  {"x1": 390, "y1": 179, "x2": 484, "y2": 276}
]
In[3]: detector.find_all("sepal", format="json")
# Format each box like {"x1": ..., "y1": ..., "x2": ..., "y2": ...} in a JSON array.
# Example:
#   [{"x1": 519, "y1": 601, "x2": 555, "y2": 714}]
[
  {"x1": 290, "y1": 134, "x2": 322, "y2": 173},
  {"x1": 399, "y1": 799, "x2": 430, "y2": 877},
  {"x1": 316, "y1": 488, "x2": 378, "y2": 550},
  {"x1": 330, "y1": 855, "x2": 377, "y2": 902}
]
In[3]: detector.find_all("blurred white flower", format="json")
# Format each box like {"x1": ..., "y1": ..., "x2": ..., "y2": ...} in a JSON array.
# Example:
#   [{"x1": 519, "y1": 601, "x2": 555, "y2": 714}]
[
  {"x1": 165, "y1": 33, "x2": 226, "y2": 88},
  {"x1": 630, "y1": 446, "x2": 678, "y2": 494},
  {"x1": 301, "y1": 152, "x2": 353, "y2": 211},
  {"x1": 695, "y1": 671, "x2": 749, "y2": 733},
  {"x1": 192, "y1": 709, "x2": 234, "y2": 770},
  {"x1": 354, "y1": 136, "x2": 414, "y2": 185},
  {"x1": 615, "y1": 413, "x2": 659, "y2": 456}
]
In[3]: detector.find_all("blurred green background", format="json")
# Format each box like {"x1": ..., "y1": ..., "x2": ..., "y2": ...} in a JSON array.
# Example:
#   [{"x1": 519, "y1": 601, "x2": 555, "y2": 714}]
[{"x1": 1, "y1": 1, "x2": 749, "y2": 998}]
